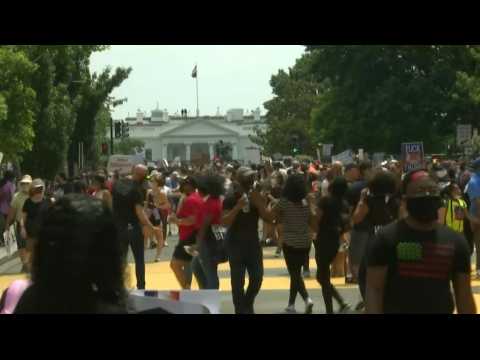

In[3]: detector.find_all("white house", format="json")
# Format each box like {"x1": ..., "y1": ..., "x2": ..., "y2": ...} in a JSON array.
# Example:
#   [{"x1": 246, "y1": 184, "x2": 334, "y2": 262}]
[{"x1": 119, "y1": 107, "x2": 267, "y2": 164}]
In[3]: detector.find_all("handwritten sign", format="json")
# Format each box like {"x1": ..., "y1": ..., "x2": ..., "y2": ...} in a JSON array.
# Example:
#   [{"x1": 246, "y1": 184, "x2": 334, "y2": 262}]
[{"x1": 401, "y1": 142, "x2": 424, "y2": 172}]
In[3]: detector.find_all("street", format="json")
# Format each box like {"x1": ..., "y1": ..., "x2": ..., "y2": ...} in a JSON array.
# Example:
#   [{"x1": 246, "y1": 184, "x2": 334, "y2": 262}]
[{"x1": 1, "y1": 235, "x2": 480, "y2": 314}]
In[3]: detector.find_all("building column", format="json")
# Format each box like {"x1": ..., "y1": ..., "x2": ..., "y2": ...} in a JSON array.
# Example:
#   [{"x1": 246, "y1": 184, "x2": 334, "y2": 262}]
[
  {"x1": 232, "y1": 143, "x2": 238, "y2": 160},
  {"x1": 186, "y1": 143, "x2": 191, "y2": 161},
  {"x1": 162, "y1": 143, "x2": 168, "y2": 160},
  {"x1": 209, "y1": 143, "x2": 215, "y2": 161}
]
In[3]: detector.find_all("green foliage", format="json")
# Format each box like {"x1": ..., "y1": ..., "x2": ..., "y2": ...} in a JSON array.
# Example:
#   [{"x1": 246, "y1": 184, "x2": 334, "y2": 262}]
[
  {"x1": 262, "y1": 45, "x2": 480, "y2": 157},
  {"x1": 0, "y1": 48, "x2": 37, "y2": 163}
]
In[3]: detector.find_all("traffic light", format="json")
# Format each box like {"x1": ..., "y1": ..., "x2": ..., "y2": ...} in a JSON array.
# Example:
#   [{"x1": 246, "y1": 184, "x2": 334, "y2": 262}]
[
  {"x1": 101, "y1": 143, "x2": 108, "y2": 155},
  {"x1": 114, "y1": 121, "x2": 122, "y2": 139},
  {"x1": 122, "y1": 122, "x2": 130, "y2": 138}
]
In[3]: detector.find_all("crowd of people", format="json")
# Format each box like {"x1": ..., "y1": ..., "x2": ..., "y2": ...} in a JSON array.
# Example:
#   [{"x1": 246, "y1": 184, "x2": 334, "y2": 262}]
[{"x1": 0, "y1": 155, "x2": 477, "y2": 314}]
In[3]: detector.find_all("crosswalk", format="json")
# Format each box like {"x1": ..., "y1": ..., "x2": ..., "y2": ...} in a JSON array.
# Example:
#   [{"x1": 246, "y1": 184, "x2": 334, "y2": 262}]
[{"x1": 1, "y1": 245, "x2": 480, "y2": 314}]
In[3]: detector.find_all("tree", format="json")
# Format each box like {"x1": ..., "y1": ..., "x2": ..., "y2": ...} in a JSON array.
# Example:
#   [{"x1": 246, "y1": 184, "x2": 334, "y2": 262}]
[
  {"x1": 67, "y1": 65, "x2": 132, "y2": 175},
  {"x1": 115, "y1": 138, "x2": 145, "y2": 155},
  {"x1": 254, "y1": 52, "x2": 323, "y2": 156},
  {"x1": 306, "y1": 45, "x2": 480, "y2": 154},
  {"x1": 0, "y1": 47, "x2": 37, "y2": 163}
]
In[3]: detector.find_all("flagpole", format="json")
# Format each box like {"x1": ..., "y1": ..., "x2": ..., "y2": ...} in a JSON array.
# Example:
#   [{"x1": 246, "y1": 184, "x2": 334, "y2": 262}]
[{"x1": 195, "y1": 63, "x2": 199, "y2": 119}]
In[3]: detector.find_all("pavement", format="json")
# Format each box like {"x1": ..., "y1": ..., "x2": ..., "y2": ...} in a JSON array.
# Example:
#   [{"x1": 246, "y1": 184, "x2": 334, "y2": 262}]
[{"x1": 1, "y1": 235, "x2": 480, "y2": 314}]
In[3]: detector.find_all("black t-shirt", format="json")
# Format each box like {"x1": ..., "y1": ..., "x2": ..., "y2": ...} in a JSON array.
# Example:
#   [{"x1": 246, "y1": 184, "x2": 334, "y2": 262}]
[
  {"x1": 367, "y1": 220, "x2": 471, "y2": 314},
  {"x1": 223, "y1": 193, "x2": 260, "y2": 247},
  {"x1": 317, "y1": 196, "x2": 350, "y2": 238},
  {"x1": 112, "y1": 179, "x2": 145, "y2": 226},
  {"x1": 347, "y1": 180, "x2": 369, "y2": 231},
  {"x1": 22, "y1": 198, "x2": 51, "y2": 238}
]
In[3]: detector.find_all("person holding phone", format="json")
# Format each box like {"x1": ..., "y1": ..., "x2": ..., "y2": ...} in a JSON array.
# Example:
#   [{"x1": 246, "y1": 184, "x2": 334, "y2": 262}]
[{"x1": 20, "y1": 179, "x2": 52, "y2": 272}]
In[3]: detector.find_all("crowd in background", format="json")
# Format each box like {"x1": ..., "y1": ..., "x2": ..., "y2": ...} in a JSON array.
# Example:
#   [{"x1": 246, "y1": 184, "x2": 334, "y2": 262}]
[{"x1": 0, "y1": 155, "x2": 477, "y2": 314}]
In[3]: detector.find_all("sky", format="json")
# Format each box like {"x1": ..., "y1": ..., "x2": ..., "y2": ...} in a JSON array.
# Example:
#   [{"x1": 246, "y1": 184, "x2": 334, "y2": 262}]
[{"x1": 89, "y1": 45, "x2": 305, "y2": 119}]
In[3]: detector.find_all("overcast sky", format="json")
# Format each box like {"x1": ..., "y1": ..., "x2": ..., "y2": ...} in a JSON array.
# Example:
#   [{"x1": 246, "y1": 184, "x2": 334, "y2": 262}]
[{"x1": 89, "y1": 45, "x2": 305, "y2": 119}]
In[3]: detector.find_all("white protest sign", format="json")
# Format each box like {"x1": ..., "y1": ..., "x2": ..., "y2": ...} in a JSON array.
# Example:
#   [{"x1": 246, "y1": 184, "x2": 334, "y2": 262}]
[
  {"x1": 107, "y1": 155, "x2": 142, "y2": 175},
  {"x1": 332, "y1": 150, "x2": 354, "y2": 165}
]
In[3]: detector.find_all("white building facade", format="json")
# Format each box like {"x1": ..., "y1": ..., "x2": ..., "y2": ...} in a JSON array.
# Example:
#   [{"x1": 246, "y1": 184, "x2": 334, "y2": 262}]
[{"x1": 121, "y1": 108, "x2": 267, "y2": 165}]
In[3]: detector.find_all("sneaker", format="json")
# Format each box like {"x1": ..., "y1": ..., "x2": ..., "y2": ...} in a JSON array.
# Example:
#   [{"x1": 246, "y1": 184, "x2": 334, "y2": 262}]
[
  {"x1": 303, "y1": 270, "x2": 311, "y2": 279},
  {"x1": 164, "y1": 242, "x2": 169, "y2": 247},
  {"x1": 284, "y1": 305, "x2": 296, "y2": 314},
  {"x1": 305, "y1": 300, "x2": 314, "y2": 314},
  {"x1": 155, "y1": 257, "x2": 162, "y2": 262},
  {"x1": 274, "y1": 248, "x2": 282, "y2": 258},
  {"x1": 338, "y1": 303, "x2": 351, "y2": 313}
]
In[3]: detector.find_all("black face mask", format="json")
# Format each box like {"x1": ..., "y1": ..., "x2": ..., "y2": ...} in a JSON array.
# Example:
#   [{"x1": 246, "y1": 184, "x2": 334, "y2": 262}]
[{"x1": 406, "y1": 197, "x2": 442, "y2": 224}]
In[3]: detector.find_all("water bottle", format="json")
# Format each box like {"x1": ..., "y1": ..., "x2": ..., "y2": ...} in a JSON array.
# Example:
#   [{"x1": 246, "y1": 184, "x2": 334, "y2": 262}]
[{"x1": 242, "y1": 193, "x2": 250, "y2": 213}]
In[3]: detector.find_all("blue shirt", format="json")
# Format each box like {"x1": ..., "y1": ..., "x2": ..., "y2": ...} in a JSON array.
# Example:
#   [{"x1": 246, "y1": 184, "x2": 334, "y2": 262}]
[{"x1": 466, "y1": 172, "x2": 480, "y2": 216}]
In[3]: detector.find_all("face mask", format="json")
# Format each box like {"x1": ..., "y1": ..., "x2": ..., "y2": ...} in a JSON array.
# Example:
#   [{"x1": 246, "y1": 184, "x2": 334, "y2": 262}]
[
  {"x1": 406, "y1": 197, "x2": 442, "y2": 224},
  {"x1": 436, "y1": 170, "x2": 447, "y2": 179}
]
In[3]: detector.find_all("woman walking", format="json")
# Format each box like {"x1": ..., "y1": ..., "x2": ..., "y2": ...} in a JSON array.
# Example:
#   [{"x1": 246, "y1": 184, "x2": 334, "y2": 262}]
[
  {"x1": 313, "y1": 177, "x2": 350, "y2": 314},
  {"x1": 274, "y1": 174, "x2": 315, "y2": 314}
]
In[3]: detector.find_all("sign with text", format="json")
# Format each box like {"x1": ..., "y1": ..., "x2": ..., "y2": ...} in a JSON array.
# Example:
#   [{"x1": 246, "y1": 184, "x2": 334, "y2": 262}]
[
  {"x1": 322, "y1": 144, "x2": 334, "y2": 157},
  {"x1": 107, "y1": 155, "x2": 142, "y2": 175},
  {"x1": 401, "y1": 142, "x2": 424, "y2": 172}
]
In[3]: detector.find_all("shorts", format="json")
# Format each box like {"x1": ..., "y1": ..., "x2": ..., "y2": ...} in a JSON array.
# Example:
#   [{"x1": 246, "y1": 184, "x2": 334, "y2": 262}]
[
  {"x1": 172, "y1": 232, "x2": 197, "y2": 262},
  {"x1": 349, "y1": 230, "x2": 370, "y2": 266},
  {"x1": 149, "y1": 215, "x2": 162, "y2": 227}
]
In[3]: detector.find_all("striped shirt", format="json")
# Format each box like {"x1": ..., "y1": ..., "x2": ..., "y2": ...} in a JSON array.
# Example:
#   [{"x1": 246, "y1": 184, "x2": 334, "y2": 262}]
[{"x1": 275, "y1": 198, "x2": 311, "y2": 249}]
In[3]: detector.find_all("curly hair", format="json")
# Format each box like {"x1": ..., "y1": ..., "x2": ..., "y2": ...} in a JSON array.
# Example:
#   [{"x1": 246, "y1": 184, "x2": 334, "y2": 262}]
[
  {"x1": 368, "y1": 170, "x2": 398, "y2": 196},
  {"x1": 282, "y1": 174, "x2": 307, "y2": 203},
  {"x1": 26, "y1": 195, "x2": 127, "y2": 313},
  {"x1": 197, "y1": 174, "x2": 225, "y2": 199}
]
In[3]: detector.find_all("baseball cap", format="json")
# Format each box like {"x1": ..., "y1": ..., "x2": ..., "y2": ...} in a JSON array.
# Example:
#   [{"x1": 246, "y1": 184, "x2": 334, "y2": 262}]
[
  {"x1": 31, "y1": 178, "x2": 45, "y2": 189},
  {"x1": 20, "y1": 175, "x2": 32, "y2": 184},
  {"x1": 236, "y1": 166, "x2": 256, "y2": 179}
]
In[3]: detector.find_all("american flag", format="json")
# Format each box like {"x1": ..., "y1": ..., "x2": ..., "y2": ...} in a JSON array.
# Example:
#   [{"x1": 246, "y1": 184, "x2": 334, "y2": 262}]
[{"x1": 397, "y1": 242, "x2": 454, "y2": 280}]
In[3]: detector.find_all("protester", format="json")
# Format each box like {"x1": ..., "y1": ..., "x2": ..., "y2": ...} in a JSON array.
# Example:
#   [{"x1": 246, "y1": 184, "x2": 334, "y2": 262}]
[
  {"x1": 353, "y1": 170, "x2": 401, "y2": 308},
  {"x1": 146, "y1": 173, "x2": 170, "y2": 261},
  {"x1": 92, "y1": 174, "x2": 112, "y2": 210},
  {"x1": 20, "y1": 179, "x2": 52, "y2": 271},
  {"x1": 5, "y1": 175, "x2": 32, "y2": 272},
  {"x1": 0, "y1": 170, "x2": 16, "y2": 245},
  {"x1": 169, "y1": 176, "x2": 202, "y2": 290},
  {"x1": 346, "y1": 161, "x2": 372, "y2": 284},
  {"x1": 441, "y1": 182, "x2": 469, "y2": 235},
  {"x1": 112, "y1": 164, "x2": 157, "y2": 290},
  {"x1": 465, "y1": 157, "x2": 480, "y2": 278},
  {"x1": 14, "y1": 195, "x2": 129, "y2": 314},
  {"x1": 192, "y1": 174, "x2": 225, "y2": 290},
  {"x1": 222, "y1": 167, "x2": 274, "y2": 314},
  {"x1": 313, "y1": 177, "x2": 351, "y2": 314},
  {"x1": 273, "y1": 174, "x2": 315, "y2": 314},
  {"x1": 366, "y1": 169, "x2": 476, "y2": 314}
]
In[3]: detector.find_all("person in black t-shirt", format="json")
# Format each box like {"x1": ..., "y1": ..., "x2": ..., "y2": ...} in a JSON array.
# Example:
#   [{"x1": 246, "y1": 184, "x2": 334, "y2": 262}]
[
  {"x1": 313, "y1": 176, "x2": 351, "y2": 314},
  {"x1": 20, "y1": 179, "x2": 52, "y2": 272},
  {"x1": 222, "y1": 167, "x2": 274, "y2": 314},
  {"x1": 112, "y1": 165, "x2": 158, "y2": 290},
  {"x1": 346, "y1": 162, "x2": 372, "y2": 284},
  {"x1": 366, "y1": 169, "x2": 476, "y2": 314}
]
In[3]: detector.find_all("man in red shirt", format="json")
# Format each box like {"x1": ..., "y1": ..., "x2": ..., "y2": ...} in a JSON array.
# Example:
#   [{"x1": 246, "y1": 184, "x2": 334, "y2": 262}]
[{"x1": 169, "y1": 176, "x2": 203, "y2": 289}]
